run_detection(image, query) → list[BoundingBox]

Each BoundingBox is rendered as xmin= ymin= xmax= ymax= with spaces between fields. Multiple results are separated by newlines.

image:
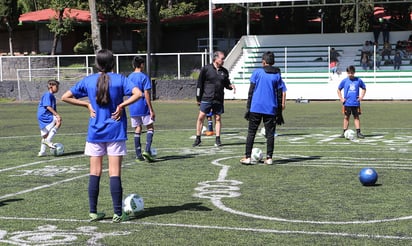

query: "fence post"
xmin=177 ymin=53 xmax=181 ymax=80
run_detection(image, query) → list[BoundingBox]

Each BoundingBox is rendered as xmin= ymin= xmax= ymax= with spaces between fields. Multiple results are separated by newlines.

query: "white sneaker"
xmin=42 ymin=139 xmax=56 ymax=149
xmin=37 ymin=152 xmax=47 ymax=157
xmin=264 ymin=158 xmax=273 ymax=165
xmin=240 ymin=157 xmax=252 ymax=165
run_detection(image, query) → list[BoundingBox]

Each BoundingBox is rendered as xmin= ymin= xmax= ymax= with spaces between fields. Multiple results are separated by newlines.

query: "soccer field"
xmin=1 ymin=100 xmax=412 ymax=245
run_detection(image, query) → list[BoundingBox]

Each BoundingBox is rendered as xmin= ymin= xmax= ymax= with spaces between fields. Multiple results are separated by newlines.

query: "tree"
xmin=88 ymin=0 xmax=101 ymax=52
xmin=0 ymin=0 xmax=19 ymax=55
xmin=47 ymin=0 xmax=75 ymax=55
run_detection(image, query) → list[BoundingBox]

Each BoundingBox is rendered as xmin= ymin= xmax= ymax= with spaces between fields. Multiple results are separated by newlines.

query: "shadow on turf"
xmin=274 ymin=155 xmax=322 ymax=165
xmin=154 ymin=154 xmax=198 ymax=162
xmin=133 ymin=202 xmax=212 ymax=219
xmin=0 ymin=198 xmax=24 ymax=207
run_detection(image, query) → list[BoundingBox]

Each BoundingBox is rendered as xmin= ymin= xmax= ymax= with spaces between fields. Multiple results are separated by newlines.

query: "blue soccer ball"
xmin=358 ymin=168 xmax=378 ymax=186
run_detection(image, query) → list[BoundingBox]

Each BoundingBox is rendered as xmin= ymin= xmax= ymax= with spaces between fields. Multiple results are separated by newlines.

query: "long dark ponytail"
xmin=95 ymin=49 xmax=114 ymax=106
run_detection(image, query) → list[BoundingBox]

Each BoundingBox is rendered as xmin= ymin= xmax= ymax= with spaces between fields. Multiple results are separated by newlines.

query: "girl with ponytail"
xmin=62 ymin=49 xmax=142 ymax=223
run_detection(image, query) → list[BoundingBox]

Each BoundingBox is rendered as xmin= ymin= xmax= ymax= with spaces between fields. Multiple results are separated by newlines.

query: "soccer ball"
xmin=260 ymin=128 xmax=266 ymax=138
xmin=151 ymin=148 xmax=157 ymax=157
xmin=251 ymin=148 xmax=263 ymax=162
xmin=123 ymin=194 xmax=144 ymax=215
xmin=50 ymin=143 xmax=64 ymax=156
xmin=201 ymin=126 xmax=207 ymax=135
xmin=358 ymin=168 xmax=378 ymax=186
xmin=344 ymin=129 xmax=355 ymax=140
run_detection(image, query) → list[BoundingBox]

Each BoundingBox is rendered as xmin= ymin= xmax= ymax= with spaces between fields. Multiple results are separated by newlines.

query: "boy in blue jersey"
xmin=128 ymin=56 xmax=156 ymax=162
xmin=337 ymin=65 xmax=366 ymax=139
xmin=240 ymin=51 xmax=285 ymax=165
xmin=62 ymin=49 xmax=142 ymax=223
xmin=37 ymin=79 xmax=62 ymax=156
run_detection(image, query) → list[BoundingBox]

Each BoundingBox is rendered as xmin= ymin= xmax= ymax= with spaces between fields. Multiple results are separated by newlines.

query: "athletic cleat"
xmin=339 ymin=133 xmax=345 ymax=138
xmin=240 ymin=157 xmax=252 ymax=165
xmin=192 ymin=139 xmax=201 ymax=147
xmin=357 ymin=132 xmax=365 ymax=139
xmin=142 ymin=151 xmax=155 ymax=162
xmin=42 ymin=139 xmax=56 ymax=149
xmin=205 ymin=131 xmax=215 ymax=136
xmin=89 ymin=212 xmax=105 ymax=222
xmin=214 ymin=139 xmax=222 ymax=147
xmin=264 ymin=158 xmax=273 ymax=165
xmin=135 ymin=156 xmax=145 ymax=163
xmin=112 ymin=212 xmax=129 ymax=223
xmin=37 ymin=152 xmax=47 ymax=157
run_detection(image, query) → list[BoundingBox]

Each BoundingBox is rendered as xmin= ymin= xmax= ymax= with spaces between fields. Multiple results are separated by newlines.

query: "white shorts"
xmin=84 ymin=141 xmax=127 ymax=157
xmin=131 ymin=115 xmax=154 ymax=128
xmin=40 ymin=116 xmax=57 ymax=137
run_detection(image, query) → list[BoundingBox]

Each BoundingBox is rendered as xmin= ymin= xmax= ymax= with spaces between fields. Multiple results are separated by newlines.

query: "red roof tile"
xmin=19 ymin=8 xmax=94 ymax=23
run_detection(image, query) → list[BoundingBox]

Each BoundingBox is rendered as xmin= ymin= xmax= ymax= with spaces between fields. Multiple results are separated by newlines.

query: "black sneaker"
xmin=192 ymin=139 xmax=201 ymax=147
xmin=214 ymin=139 xmax=222 ymax=147
xmin=357 ymin=132 xmax=365 ymax=139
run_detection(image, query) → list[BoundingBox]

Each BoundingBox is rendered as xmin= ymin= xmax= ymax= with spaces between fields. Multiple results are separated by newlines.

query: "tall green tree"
xmin=88 ymin=0 xmax=101 ymax=52
xmin=48 ymin=0 xmax=76 ymax=55
xmin=0 ymin=0 xmax=19 ymax=55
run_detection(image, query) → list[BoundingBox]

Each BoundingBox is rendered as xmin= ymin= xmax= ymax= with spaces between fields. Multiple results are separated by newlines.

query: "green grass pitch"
xmin=1 ymin=100 xmax=412 ymax=245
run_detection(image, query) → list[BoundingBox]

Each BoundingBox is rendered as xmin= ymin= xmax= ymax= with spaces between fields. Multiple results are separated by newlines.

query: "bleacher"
xmin=224 ymin=31 xmax=412 ymax=100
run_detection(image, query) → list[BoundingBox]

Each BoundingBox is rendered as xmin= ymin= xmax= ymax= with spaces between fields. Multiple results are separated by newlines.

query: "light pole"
xmin=318 ymin=9 xmax=324 ymax=34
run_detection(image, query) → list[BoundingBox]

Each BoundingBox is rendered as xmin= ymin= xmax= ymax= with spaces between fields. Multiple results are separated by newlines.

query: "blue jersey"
xmin=128 ymin=72 xmax=151 ymax=116
xmin=37 ymin=91 xmax=56 ymax=129
xmin=249 ymin=68 xmax=283 ymax=115
xmin=70 ymin=72 xmax=135 ymax=143
xmin=338 ymin=77 xmax=366 ymax=107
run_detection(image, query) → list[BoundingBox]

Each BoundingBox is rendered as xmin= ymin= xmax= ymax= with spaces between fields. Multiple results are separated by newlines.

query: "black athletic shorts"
xmin=343 ymin=106 xmax=361 ymax=117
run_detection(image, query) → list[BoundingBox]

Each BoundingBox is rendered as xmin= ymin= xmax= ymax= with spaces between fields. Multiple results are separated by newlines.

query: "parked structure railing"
xmin=0 ymin=51 xmax=209 ymax=82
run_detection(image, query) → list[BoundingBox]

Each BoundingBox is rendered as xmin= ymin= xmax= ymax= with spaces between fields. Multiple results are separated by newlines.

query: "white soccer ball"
xmin=123 ymin=194 xmax=144 ymax=215
xmin=344 ymin=129 xmax=355 ymax=140
xmin=50 ymin=143 xmax=64 ymax=156
xmin=251 ymin=147 xmax=263 ymax=162
xmin=151 ymin=148 xmax=157 ymax=157
xmin=201 ymin=126 xmax=207 ymax=135
xmin=260 ymin=127 xmax=266 ymax=138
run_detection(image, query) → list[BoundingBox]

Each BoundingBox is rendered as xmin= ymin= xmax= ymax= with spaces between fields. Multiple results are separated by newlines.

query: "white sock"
xmin=40 ymin=139 xmax=47 ymax=153
xmin=46 ymin=127 xmax=58 ymax=142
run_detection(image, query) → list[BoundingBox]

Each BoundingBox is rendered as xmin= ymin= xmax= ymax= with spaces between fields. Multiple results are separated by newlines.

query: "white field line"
xmin=207 ymin=156 xmax=412 ymax=225
xmin=0 ymin=216 xmax=411 ymax=241
xmin=0 ymin=155 xmax=84 ymax=173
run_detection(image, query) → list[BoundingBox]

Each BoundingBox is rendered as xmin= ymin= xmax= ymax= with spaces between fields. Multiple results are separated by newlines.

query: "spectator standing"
xmin=393 ymin=52 xmax=402 ymax=70
xmin=330 ymin=48 xmax=340 ymax=62
xmin=193 ymin=51 xmax=235 ymax=147
xmin=61 ymin=49 xmax=142 ymax=223
xmin=381 ymin=19 xmax=390 ymax=43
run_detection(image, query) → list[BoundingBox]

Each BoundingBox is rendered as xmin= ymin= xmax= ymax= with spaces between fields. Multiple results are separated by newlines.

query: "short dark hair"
xmin=262 ymin=51 xmax=275 ymax=65
xmin=346 ymin=65 xmax=356 ymax=73
xmin=132 ymin=56 xmax=145 ymax=69
xmin=48 ymin=79 xmax=59 ymax=86
xmin=213 ymin=51 xmax=224 ymax=61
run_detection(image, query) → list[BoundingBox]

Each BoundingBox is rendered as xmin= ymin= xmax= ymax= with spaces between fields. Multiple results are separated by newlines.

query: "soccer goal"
xmin=16 ymin=67 xmax=93 ymax=101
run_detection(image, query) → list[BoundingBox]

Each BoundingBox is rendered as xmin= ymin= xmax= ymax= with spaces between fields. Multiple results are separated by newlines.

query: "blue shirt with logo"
xmin=338 ymin=77 xmax=366 ymax=107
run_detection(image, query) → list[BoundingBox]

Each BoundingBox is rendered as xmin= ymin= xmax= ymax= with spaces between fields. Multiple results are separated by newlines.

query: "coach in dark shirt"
xmin=193 ymin=51 xmax=235 ymax=147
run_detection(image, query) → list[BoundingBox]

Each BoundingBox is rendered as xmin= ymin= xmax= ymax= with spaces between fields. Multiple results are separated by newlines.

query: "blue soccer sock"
xmin=88 ymin=175 xmax=101 ymax=213
xmin=134 ymin=133 xmax=142 ymax=157
xmin=145 ymin=130 xmax=154 ymax=153
xmin=207 ymin=119 xmax=213 ymax=132
xmin=110 ymin=176 xmax=123 ymax=216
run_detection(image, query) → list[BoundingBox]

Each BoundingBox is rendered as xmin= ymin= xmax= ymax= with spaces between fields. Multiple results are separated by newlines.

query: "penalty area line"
xmin=0 ymin=216 xmax=411 ymax=241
